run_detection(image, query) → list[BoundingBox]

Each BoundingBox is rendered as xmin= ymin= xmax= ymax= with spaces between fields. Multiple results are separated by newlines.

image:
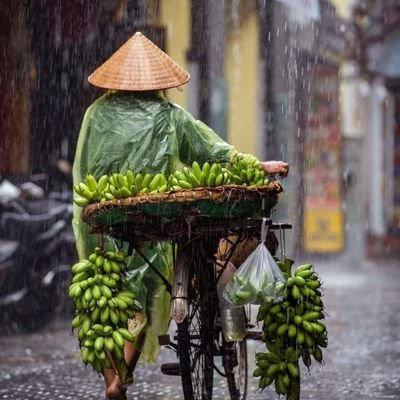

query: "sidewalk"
xmin=0 ymin=258 xmax=399 ymax=399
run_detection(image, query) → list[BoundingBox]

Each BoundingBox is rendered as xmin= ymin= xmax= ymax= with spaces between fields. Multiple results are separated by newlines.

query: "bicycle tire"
xmin=177 ymin=243 xmax=217 ymax=400
xmin=223 ymin=338 xmax=248 ymax=400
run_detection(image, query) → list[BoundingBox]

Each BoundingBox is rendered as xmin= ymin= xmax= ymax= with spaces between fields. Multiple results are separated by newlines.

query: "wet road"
xmin=0 ymin=257 xmax=399 ymax=399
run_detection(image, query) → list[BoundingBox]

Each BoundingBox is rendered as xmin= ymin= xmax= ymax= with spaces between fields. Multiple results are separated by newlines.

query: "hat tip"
xmin=134 ymin=31 xmax=143 ymax=36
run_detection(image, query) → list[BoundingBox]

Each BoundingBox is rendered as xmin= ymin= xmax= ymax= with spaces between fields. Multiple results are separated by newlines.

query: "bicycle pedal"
xmin=158 ymin=334 xmax=171 ymax=346
xmin=161 ymin=362 xmax=181 ymax=376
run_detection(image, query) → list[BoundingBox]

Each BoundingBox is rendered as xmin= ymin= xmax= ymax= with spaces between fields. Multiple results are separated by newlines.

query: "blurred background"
xmin=0 ymin=0 xmax=400 ymax=258
xmin=0 ymin=0 xmax=400 ymax=398
xmin=1 ymin=0 xmax=399 ymax=260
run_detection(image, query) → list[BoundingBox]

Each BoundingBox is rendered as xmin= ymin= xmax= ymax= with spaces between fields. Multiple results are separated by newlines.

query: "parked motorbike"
xmin=0 ymin=178 xmax=77 ymax=333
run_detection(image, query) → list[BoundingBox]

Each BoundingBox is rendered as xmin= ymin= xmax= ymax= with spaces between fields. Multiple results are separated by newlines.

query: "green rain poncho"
xmin=72 ymin=90 xmax=257 ymax=362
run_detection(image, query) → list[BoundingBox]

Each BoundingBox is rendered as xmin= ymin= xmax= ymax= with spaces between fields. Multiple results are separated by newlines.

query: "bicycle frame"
xmin=126 ymin=216 xmax=292 ymax=400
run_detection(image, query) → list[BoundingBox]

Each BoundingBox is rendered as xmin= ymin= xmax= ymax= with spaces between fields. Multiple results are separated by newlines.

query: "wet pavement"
xmin=0 ymin=257 xmax=399 ymax=399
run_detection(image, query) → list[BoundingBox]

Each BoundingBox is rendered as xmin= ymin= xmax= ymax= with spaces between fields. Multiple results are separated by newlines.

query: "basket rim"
xmin=80 ymin=182 xmax=283 ymax=224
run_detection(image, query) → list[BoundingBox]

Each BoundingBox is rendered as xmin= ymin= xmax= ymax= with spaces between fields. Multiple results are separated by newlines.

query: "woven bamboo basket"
xmin=81 ymin=182 xmax=283 ymax=232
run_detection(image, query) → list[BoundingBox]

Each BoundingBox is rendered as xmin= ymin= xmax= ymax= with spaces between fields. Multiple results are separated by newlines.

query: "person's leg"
xmin=124 ymin=329 xmax=147 ymax=373
xmin=217 ymin=235 xmax=259 ymax=267
xmin=104 ymin=353 xmax=130 ymax=400
xmin=104 ymin=330 xmax=147 ymax=399
xmin=104 ymin=367 xmax=126 ymax=400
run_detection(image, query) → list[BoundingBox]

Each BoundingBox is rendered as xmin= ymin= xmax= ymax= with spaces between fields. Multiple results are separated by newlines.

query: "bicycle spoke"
xmin=177 ymin=241 xmax=216 ymax=400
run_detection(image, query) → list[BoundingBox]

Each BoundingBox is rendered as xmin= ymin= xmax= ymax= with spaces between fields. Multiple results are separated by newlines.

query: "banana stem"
xmin=287 ymin=364 xmax=300 ymax=400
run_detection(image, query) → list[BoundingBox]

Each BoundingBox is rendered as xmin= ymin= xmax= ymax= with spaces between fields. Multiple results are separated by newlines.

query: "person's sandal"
xmin=105 ymin=395 xmax=127 ymax=400
xmin=105 ymin=383 xmax=128 ymax=400
xmin=105 ymin=390 xmax=127 ymax=400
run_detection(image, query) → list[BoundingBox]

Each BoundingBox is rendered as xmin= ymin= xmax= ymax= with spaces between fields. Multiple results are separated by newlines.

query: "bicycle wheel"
xmin=222 ymin=338 xmax=248 ymax=400
xmin=177 ymin=243 xmax=217 ymax=400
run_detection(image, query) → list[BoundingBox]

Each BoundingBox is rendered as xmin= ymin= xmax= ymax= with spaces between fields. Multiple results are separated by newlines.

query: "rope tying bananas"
xmin=255 ymin=259 xmax=327 ymax=398
xmin=69 ymin=247 xmax=140 ymax=375
xmin=73 ymin=159 xmax=271 ymax=207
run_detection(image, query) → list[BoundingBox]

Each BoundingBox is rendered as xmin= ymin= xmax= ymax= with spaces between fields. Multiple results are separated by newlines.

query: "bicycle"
xmin=81 ymin=186 xmax=290 ymax=399
xmin=164 ymin=218 xmax=291 ymax=400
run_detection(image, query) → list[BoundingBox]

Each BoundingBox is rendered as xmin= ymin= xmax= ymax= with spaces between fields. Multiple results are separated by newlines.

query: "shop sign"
xmin=303 ymin=65 xmax=345 ymax=253
xmin=304 ymin=203 xmax=344 ymax=253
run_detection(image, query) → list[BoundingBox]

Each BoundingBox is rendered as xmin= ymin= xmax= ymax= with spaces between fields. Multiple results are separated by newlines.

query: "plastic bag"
xmin=223 ymin=218 xmax=286 ymax=305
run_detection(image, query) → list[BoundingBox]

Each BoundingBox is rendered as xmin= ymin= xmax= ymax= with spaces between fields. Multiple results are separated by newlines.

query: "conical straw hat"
xmin=88 ymin=32 xmax=190 ymax=91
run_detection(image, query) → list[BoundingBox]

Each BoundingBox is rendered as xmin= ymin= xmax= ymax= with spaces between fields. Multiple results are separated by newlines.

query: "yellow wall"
xmin=160 ymin=1 xmax=259 ymax=154
xmin=225 ymin=12 xmax=259 ymax=155
xmin=160 ymin=0 xmax=190 ymax=107
xmin=330 ymin=0 xmax=351 ymax=19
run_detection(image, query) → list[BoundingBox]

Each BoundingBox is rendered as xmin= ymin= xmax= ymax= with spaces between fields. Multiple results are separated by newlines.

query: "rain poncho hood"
xmin=72 ymin=90 xmax=255 ymax=362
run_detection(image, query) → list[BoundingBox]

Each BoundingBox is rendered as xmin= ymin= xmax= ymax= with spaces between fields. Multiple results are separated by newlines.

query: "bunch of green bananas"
xmin=73 ymin=174 xmax=110 ymax=207
xmin=107 ymin=171 xmax=168 ymax=198
xmin=73 ymin=170 xmax=170 ymax=206
xmin=169 ymin=161 xmax=231 ymax=190
xmin=229 ymin=159 xmax=270 ymax=186
xmin=255 ymin=260 xmax=327 ymax=397
xmin=68 ymin=247 xmax=139 ymax=373
xmin=254 ymin=345 xmax=300 ymax=394
xmin=73 ymin=158 xmax=274 ymax=207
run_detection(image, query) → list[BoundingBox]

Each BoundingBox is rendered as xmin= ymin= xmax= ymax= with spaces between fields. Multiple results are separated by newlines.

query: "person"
xmin=72 ymin=31 xmax=288 ymax=400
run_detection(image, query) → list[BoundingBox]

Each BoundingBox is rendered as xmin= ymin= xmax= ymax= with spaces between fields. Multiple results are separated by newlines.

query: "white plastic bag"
xmin=223 ymin=218 xmax=286 ymax=306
